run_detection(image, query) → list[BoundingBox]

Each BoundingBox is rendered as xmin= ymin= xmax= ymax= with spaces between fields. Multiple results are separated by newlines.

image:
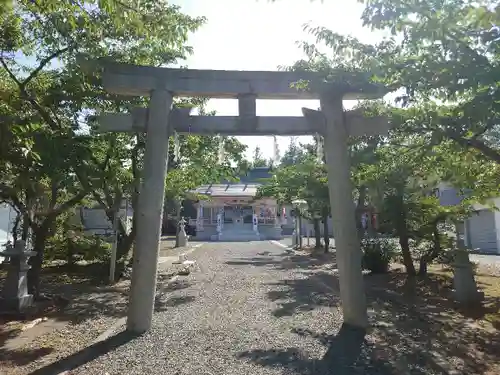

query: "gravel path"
xmin=65 ymin=241 xmax=346 ymax=375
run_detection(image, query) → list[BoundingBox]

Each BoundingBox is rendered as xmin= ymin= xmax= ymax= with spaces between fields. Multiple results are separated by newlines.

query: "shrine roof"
xmin=191 ymin=183 xmax=260 ymax=197
xmin=191 ymin=167 xmax=272 ymax=197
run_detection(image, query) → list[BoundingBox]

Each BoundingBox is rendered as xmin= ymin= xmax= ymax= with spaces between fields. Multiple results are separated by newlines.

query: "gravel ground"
xmin=65 ymin=242 xmax=347 ymax=375
xmin=470 ymin=254 xmax=500 ymax=276
xmin=0 ymin=241 xmax=203 ymax=375
xmin=23 ymin=241 xmax=500 ymax=375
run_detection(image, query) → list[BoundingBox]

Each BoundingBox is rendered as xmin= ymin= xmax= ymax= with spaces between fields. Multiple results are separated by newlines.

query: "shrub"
xmin=45 ymin=232 xmax=112 ymax=264
xmin=361 ymin=238 xmax=396 ymax=274
xmin=74 ymin=234 xmax=112 ymax=262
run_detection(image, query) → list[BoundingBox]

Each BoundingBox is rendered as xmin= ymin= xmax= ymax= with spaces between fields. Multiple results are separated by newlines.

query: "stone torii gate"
xmin=86 ymin=61 xmax=388 ymax=333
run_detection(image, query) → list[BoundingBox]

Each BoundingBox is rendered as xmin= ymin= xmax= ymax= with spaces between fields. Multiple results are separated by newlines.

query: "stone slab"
xmin=2 ymin=318 xmax=67 ymax=351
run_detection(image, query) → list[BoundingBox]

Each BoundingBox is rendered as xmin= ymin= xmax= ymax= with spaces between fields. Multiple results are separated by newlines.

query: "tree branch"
xmin=22 ymin=46 xmax=72 ymax=88
xmin=46 ymin=190 xmax=88 ymax=218
xmin=0 ymin=57 xmax=60 ymax=131
xmin=446 ymin=132 xmax=500 ymax=164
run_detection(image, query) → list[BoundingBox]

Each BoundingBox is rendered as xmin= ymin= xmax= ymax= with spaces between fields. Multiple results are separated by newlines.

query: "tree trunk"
xmin=391 ymin=192 xmax=416 ymax=276
xmin=114 ymin=214 xmax=137 ymax=279
xmin=21 ymin=212 xmax=30 ymax=241
xmin=313 ymin=218 xmax=321 ymax=248
xmin=12 ymin=212 xmax=20 ymax=243
xmin=66 ymin=238 xmax=75 ymax=268
xmin=99 ymin=197 xmax=135 ymax=265
xmin=28 ymin=220 xmax=52 ymax=298
xmin=398 ymin=232 xmax=416 ymax=276
xmin=418 ymin=256 xmax=428 ymax=276
xmin=418 ymin=221 xmax=442 ymax=275
xmin=117 ymin=228 xmax=136 ymax=260
xmin=323 ymin=217 xmax=330 ymax=253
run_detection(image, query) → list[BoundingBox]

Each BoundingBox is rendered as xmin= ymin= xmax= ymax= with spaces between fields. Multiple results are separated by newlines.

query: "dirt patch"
xmin=0 ymin=251 xmax=196 ymax=375
xmin=283 ymin=251 xmax=500 ymax=374
xmin=365 ymin=267 xmax=500 ymax=374
xmin=0 ymin=263 xmax=130 ymax=375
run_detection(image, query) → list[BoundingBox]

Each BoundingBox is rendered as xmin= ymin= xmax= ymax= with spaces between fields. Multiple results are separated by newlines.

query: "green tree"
xmin=284 ymin=13 xmax=500 ymax=274
xmin=280 ymin=137 xmax=308 ymax=166
xmin=251 ymin=146 xmax=268 ymax=167
xmin=359 ymin=0 xmax=500 ymax=163
xmin=258 ymin=148 xmax=331 ymax=251
xmin=0 ymin=0 xmax=205 ymax=295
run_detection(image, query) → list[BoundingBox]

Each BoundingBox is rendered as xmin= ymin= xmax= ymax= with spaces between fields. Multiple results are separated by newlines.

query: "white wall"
xmin=281 ymin=204 xmax=334 ymax=236
xmin=0 ymin=203 xmax=15 ymax=246
xmin=470 ymin=197 xmax=500 ymax=254
xmin=0 ymin=203 xmax=16 ymax=261
xmin=81 ymin=206 xmax=133 ymax=236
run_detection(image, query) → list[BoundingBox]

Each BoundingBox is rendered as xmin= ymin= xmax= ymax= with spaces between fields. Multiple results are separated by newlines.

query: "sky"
xmin=170 ymin=0 xmax=388 ymax=160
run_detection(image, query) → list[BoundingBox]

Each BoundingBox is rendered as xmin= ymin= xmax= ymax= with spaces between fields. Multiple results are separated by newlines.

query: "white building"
xmin=438 ymin=183 xmax=500 ymax=254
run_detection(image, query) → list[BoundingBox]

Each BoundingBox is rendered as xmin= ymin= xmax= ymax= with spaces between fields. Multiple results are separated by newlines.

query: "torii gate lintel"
xmin=98 ymin=107 xmax=389 ymax=137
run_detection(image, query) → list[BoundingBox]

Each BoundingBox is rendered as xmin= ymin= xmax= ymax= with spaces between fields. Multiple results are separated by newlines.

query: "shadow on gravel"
xmin=266 ymin=274 xmax=341 ymax=317
xmin=27 ymin=330 xmax=139 ymax=375
xmin=261 ymin=268 xmax=500 ymax=374
xmin=225 ymin=257 xmax=282 ymax=267
xmin=155 ymin=279 xmax=196 ymax=311
xmin=0 ymin=346 xmax=54 ymax=368
xmin=238 ymin=323 xmax=395 ymax=375
xmin=155 ymin=295 xmax=196 ymax=312
xmin=158 ymin=279 xmax=192 ymax=293
xmin=225 ymin=250 xmax=337 ymax=272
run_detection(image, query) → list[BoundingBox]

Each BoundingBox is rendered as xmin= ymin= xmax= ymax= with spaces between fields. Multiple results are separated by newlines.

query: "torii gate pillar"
xmin=127 ymin=89 xmax=173 ymax=333
xmin=320 ymin=94 xmax=368 ymax=328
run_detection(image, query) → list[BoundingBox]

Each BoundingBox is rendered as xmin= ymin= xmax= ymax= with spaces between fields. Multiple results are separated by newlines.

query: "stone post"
xmin=197 ymin=202 xmax=204 ymax=232
xmin=298 ymin=215 xmax=303 ymax=249
xmin=178 ymin=217 xmax=188 ymax=247
xmin=252 ymin=213 xmax=259 ymax=234
xmin=0 ymin=240 xmax=37 ymax=312
xmin=320 ymin=94 xmax=368 ymax=328
xmin=127 ymin=89 xmax=173 ymax=333
xmin=281 ymin=206 xmax=287 ymax=226
xmin=216 ymin=212 xmax=222 ymax=235
xmin=274 ymin=207 xmax=281 ymax=228
xmin=292 ymin=216 xmax=298 ymax=248
xmin=221 ymin=207 xmax=226 ymax=230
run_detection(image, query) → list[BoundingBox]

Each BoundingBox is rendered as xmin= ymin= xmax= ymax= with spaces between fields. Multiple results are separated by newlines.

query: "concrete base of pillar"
xmin=178 ymin=230 xmax=188 ymax=247
xmin=0 ymin=294 xmax=34 ymax=312
xmin=453 ymin=250 xmax=484 ymax=304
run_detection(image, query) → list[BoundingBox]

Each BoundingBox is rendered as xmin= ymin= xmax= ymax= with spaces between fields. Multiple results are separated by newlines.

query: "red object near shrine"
xmin=371 ymin=213 xmax=378 ymax=230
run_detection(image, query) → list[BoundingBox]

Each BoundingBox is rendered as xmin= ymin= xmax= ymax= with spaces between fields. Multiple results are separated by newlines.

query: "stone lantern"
xmin=0 ymin=240 xmax=37 ymax=312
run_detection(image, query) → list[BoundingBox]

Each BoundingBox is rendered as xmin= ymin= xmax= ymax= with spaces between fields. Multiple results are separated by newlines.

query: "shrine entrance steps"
xmin=211 ymin=223 xmax=261 ymax=242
